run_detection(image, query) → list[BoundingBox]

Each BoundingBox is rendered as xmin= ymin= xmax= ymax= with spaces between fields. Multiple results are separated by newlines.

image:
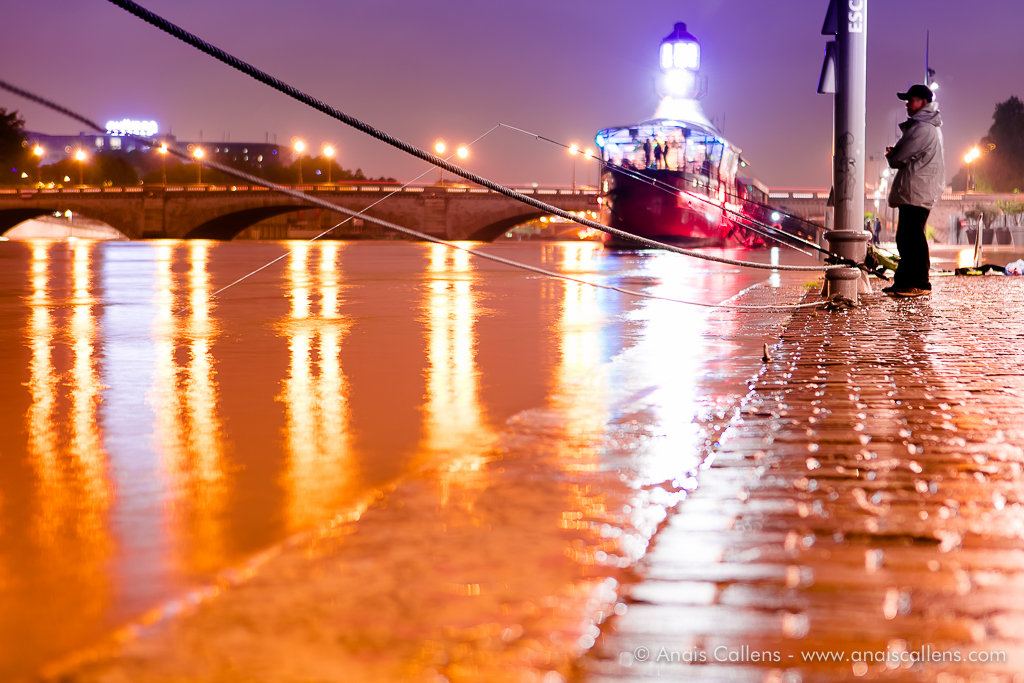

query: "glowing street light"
xmin=457 ymin=146 xmax=468 ymax=159
xmin=193 ymin=147 xmax=205 ymax=184
xmin=74 ymin=149 xmax=87 ymax=185
xmin=964 ymin=146 xmax=981 ymax=193
xmin=322 ymin=145 xmax=335 ymax=183
xmin=294 ymin=140 xmax=306 ymax=183
xmin=32 ymin=145 xmax=44 ymax=184
xmin=568 ymin=143 xmax=580 ymax=191
xmin=434 ymin=141 xmax=446 ymax=184
xmin=157 ymin=143 xmax=168 ymax=184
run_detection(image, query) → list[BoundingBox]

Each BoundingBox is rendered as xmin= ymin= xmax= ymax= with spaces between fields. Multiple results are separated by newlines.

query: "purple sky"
xmin=2 ymin=0 xmax=1020 ymax=188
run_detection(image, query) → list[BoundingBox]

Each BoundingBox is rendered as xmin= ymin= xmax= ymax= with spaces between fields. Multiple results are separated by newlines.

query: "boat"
xmin=595 ymin=23 xmax=763 ymax=248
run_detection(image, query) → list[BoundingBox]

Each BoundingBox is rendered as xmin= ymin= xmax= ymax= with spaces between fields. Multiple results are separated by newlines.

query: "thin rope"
xmin=0 ymin=80 xmax=828 ymax=310
xmin=101 ymin=0 xmax=829 ymax=273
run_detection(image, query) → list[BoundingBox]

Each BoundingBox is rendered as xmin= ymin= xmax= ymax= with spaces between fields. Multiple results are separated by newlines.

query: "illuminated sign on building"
xmin=105 ymin=119 xmax=159 ymax=137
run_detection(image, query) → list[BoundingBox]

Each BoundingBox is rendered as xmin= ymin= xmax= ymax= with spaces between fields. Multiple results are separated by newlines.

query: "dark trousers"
xmin=893 ymin=204 xmax=931 ymax=290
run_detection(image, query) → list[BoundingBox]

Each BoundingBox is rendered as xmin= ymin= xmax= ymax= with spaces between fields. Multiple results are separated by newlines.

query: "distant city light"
xmin=32 ymin=145 xmax=44 ymax=157
xmin=193 ymin=147 xmax=205 ymax=159
xmin=323 ymin=145 xmax=335 ymax=158
xmin=569 ymin=144 xmax=579 ymax=156
xmin=74 ymin=150 xmax=86 ymax=161
xmin=294 ymin=140 xmax=306 ymax=153
xmin=158 ymin=144 xmax=168 ymax=155
xmin=105 ymin=119 xmax=158 ymax=137
xmin=457 ymin=146 xmax=468 ymax=159
xmin=434 ymin=141 xmax=446 ymax=154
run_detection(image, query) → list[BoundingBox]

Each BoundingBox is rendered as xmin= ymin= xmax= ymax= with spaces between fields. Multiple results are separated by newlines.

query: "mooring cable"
xmin=0 ymin=79 xmax=830 ymax=310
xmin=101 ymin=0 xmax=831 ymax=274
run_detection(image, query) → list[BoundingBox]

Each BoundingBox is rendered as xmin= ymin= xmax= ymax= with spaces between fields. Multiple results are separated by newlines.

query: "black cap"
xmin=897 ymin=84 xmax=933 ymax=102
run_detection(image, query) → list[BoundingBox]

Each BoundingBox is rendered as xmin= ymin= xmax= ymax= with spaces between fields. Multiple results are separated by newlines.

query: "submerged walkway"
xmin=587 ymin=276 xmax=1024 ymax=681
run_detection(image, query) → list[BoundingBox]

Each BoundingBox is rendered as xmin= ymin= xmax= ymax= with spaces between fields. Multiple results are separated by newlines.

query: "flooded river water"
xmin=0 ymin=239 xmax=816 ymax=680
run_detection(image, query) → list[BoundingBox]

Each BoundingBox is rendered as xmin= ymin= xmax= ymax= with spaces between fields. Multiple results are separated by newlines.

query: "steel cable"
xmin=102 ymin=0 xmax=829 ymax=273
xmin=0 ymin=79 xmax=829 ymax=310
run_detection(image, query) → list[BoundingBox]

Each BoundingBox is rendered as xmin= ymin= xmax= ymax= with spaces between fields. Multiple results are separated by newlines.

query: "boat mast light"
xmin=659 ymin=22 xmax=701 ymax=100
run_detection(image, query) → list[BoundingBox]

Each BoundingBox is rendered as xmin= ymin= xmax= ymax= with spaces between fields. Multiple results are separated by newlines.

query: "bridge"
xmin=766 ymin=188 xmax=1019 ymax=244
xmin=0 ymin=183 xmax=599 ymax=241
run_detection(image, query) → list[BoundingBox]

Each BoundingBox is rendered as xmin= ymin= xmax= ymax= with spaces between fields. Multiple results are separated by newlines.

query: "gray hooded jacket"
xmin=886 ymin=102 xmax=945 ymax=209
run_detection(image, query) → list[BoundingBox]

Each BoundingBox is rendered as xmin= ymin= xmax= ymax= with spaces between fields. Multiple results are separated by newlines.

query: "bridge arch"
xmin=0 ymin=206 xmax=132 ymax=239
xmin=466 ymin=211 xmax=549 ymax=241
xmin=185 ymin=205 xmax=317 ymax=240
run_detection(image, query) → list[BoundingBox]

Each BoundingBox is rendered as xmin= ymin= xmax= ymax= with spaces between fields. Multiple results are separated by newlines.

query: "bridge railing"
xmin=1 ymin=183 xmax=600 ymax=196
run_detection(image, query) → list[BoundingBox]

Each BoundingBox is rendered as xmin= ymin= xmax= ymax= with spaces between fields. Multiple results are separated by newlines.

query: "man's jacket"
xmin=886 ymin=103 xmax=945 ymax=209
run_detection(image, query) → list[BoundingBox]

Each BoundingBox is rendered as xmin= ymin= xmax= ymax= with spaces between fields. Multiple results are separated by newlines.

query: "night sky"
xmin=2 ymin=0 xmax=1020 ymax=188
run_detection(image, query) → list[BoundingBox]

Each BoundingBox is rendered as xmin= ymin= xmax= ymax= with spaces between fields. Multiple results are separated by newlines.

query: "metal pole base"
xmin=824 ymin=267 xmax=861 ymax=303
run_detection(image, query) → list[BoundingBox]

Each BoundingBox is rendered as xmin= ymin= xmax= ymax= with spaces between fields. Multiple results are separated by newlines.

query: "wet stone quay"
xmin=587 ymin=276 xmax=1024 ymax=682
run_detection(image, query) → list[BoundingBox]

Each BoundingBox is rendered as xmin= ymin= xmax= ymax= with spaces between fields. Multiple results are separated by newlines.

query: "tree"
xmin=0 ymin=108 xmax=36 ymax=186
xmin=40 ymin=154 xmax=139 ymax=186
xmin=959 ymin=96 xmax=1024 ymax=193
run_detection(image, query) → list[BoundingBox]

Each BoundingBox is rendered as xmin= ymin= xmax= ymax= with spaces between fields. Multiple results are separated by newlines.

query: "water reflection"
xmin=27 ymin=243 xmax=59 ymax=537
xmin=152 ymin=243 xmax=228 ymax=573
xmin=281 ymin=241 xmax=351 ymax=531
xmin=23 ymin=240 xmax=111 ymax=663
xmin=423 ymin=243 xmax=492 ymax=498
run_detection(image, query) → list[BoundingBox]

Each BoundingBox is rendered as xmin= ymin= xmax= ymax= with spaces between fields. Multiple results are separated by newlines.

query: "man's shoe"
xmin=891 ymin=287 xmax=930 ymax=297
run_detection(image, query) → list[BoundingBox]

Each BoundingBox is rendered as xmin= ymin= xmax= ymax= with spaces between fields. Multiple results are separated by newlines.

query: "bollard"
xmin=824 ymin=229 xmax=871 ymax=298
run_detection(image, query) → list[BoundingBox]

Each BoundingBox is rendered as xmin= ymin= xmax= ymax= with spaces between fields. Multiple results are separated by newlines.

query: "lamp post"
xmin=323 ymin=145 xmax=335 ymax=183
xmin=434 ymin=141 xmax=446 ymax=184
xmin=33 ymin=145 xmax=44 ymax=184
xmin=569 ymin=143 xmax=579 ymax=191
xmin=294 ymin=140 xmax=306 ymax=183
xmin=193 ymin=147 xmax=205 ymax=184
xmin=584 ymin=148 xmax=594 ymax=189
xmin=158 ymin=143 xmax=168 ymax=184
xmin=74 ymin=149 xmax=86 ymax=186
xmin=964 ymin=146 xmax=980 ymax=194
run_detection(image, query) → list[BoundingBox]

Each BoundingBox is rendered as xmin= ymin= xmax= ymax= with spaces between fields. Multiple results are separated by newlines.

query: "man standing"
xmin=884 ymin=84 xmax=945 ymax=297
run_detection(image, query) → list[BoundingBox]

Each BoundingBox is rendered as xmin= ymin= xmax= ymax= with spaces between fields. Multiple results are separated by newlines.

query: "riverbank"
xmin=586 ymin=276 xmax=1024 ymax=681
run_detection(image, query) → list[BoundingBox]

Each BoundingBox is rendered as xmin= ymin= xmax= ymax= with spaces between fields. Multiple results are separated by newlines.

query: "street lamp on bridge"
xmin=434 ymin=140 xmax=446 ymax=184
xmin=294 ymin=140 xmax=306 ymax=183
xmin=322 ymin=144 xmax=335 ymax=183
xmin=568 ymin=143 xmax=579 ymax=191
xmin=158 ymin=143 xmax=168 ymax=184
xmin=193 ymin=147 xmax=205 ymax=184
xmin=33 ymin=145 xmax=44 ymax=184
xmin=74 ymin=149 xmax=87 ymax=186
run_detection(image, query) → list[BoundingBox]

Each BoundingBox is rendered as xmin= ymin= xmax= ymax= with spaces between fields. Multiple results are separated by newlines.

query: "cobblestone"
xmin=586 ymin=277 xmax=1024 ymax=682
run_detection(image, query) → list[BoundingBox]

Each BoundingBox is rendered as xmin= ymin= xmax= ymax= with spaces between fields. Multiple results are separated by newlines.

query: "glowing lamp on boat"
xmin=659 ymin=23 xmax=701 ymax=99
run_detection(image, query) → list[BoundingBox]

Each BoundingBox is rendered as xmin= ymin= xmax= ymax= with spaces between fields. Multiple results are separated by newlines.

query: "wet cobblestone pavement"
xmin=587 ymin=277 xmax=1024 ymax=682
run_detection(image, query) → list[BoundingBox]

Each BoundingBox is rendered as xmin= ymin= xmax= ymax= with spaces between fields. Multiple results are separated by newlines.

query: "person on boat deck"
xmin=643 ymin=138 xmax=652 ymax=168
xmin=653 ymin=141 xmax=663 ymax=169
xmin=661 ymin=141 xmax=671 ymax=169
xmin=883 ymin=83 xmax=945 ymax=298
